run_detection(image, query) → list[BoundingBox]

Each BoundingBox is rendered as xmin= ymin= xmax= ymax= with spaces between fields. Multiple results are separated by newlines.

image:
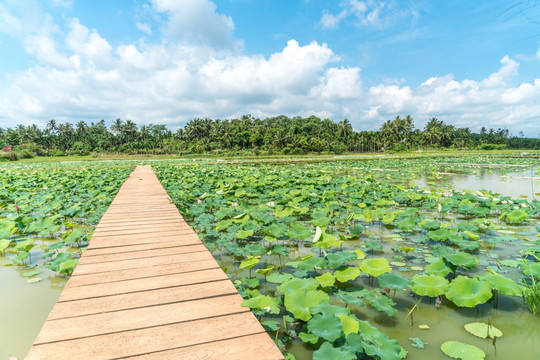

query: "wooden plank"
xmin=48 ymin=279 xmax=237 ymax=319
xmin=26 ymin=313 xmax=277 ymax=360
xmin=68 ymin=258 xmax=220 ymax=287
xmin=35 ymin=294 xmax=250 ymax=344
xmin=78 ymin=243 xmax=207 ymax=264
xmin=121 ymin=333 xmax=285 ymax=360
xmin=26 ymin=165 xmax=283 ymax=360
xmin=61 ymin=268 xmax=229 ymax=301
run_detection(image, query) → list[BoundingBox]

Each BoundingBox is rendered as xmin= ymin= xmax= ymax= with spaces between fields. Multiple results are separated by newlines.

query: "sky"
xmin=0 ymin=0 xmax=539 ymax=136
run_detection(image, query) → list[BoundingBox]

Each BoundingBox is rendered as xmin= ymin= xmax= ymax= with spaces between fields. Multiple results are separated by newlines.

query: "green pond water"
xmin=1 ymin=165 xmax=539 ymax=359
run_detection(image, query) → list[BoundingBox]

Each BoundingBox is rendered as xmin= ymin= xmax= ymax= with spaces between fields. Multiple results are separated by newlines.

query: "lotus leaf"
xmin=446 ymin=276 xmax=493 ymax=307
xmin=445 ymin=252 xmax=478 ymax=269
xmin=411 ymin=274 xmax=449 ymax=297
xmin=422 ymin=220 xmax=441 ymax=231
xmin=335 ymin=266 xmax=361 ymax=282
xmin=425 ymin=258 xmax=452 ymax=277
xmin=215 ymin=219 xmax=232 ymax=231
xmin=397 ymin=217 xmax=417 ymax=231
xmin=315 ymin=272 xmax=336 ymax=287
xmin=308 ymin=313 xmax=343 ymax=342
xmin=242 ymin=294 xmax=280 ymax=314
xmin=284 ymin=288 xmax=329 ymax=321
xmin=313 ymin=342 xmax=355 ymax=360
xmin=364 ymin=292 xmax=397 ymax=316
xmin=326 ymin=251 xmax=357 ymax=269
xmin=428 ymin=228 xmax=449 ymax=241
xmin=382 ymin=213 xmax=395 ymax=225
xmin=277 ymin=277 xmax=319 ymax=295
xmin=0 ymin=239 xmax=12 ymax=253
xmin=522 ymin=262 xmax=540 ymax=278
xmin=298 ymin=331 xmax=319 ymax=344
xmin=239 ymin=256 xmax=260 ymax=269
xmin=505 ymin=209 xmax=528 ymax=223
xmin=312 ymin=226 xmax=322 ymax=243
xmin=264 ymin=223 xmax=286 ymax=238
xmin=298 ymin=257 xmax=327 ymax=271
xmin=464 ymin=322 xmax=502 ymax=339
xmin=235 ymin=229 xmax=254 ymax=239
xmin=315 ymin=232 xmax=343 ymax=249
xmin=288 ymin=224 xmax=311 ymax=241
xmin=463 ymin=230 xmax=480 ymax=240
xmin=440 ymin=341 xmax=485 ymax=360
xmin=482 ymin=273 xmax=522 ymax=296
xmin=58 ymin=259 xmax=78 ymax=275
xmin=310 ymin=301 xmax=351 ymax=316
xmin=336 ymin=313 xmax=359 ymax=336
xmin=377 ymin=273 xmax=412 ymax=290
xmin=360 ymin=258 xmax=391 ymax=277
xmin=266 ymin=272 xmax=293 ymax=284
xmin=255 ymin=265 xmax=275 ymax=276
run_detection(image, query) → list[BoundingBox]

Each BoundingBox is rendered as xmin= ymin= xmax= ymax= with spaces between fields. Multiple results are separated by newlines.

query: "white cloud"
xmin=0 ymin=0 xmax=539 ymax=137
xmin=136 ymin=22 xmax=152 ymax=35
xmin=365 ymin=57 xmax=540 ymax=133
xmin=150 ymin=0 xmax=239 ymax=49
xmin=320 ymin=0 xmax=418 ymax=30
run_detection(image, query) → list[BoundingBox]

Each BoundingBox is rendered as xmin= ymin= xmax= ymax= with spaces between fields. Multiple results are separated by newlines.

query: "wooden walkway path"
xmin=26 ymin=165 xmax=283 ymax=360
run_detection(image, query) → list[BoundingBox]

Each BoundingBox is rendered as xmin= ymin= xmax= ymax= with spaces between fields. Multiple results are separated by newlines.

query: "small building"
xmin=2 ymin=145 xmax=13 ymax=152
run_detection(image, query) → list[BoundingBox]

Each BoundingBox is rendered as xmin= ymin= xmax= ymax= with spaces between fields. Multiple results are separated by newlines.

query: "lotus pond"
xmin=154 ymin=154 xmax=539 ymax=360
xmin=1 ymin=154 xmax=539 ymax=359
xmin=0 ymin=161 xmax=134 ymax=358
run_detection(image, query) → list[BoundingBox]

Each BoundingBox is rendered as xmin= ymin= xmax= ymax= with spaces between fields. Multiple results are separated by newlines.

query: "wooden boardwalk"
xmin=26 ymin=165 xmax=284 ymax=360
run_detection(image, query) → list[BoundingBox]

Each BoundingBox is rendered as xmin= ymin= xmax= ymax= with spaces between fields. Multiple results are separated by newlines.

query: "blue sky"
xmin=0 ymin=0 xmax=539 ymax=136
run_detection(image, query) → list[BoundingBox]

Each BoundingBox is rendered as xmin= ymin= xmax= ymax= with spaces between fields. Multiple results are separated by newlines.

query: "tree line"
xmin=0 ymin=115 xmax=537 ymax=159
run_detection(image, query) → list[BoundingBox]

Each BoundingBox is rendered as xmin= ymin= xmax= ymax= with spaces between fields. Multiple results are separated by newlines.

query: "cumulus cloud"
xmin=0 ymin=0 xmax=539 ymax=136
xmin=150 ymin=0 xmax=239 ymax=49
xmin=364 ymin=56 xmax=540 ymax=133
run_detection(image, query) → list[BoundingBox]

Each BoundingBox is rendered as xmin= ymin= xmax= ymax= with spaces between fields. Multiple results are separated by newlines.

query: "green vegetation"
xmin=153 ymin=154 xmax=539 ymax=359
xmin=1 ymin=115 xmax=538 ymax=161
xmin=0 ymin=161 xmax=134 ymax=277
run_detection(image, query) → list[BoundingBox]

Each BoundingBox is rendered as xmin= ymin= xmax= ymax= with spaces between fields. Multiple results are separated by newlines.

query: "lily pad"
xmin=464 ymin=322 xmax=503 ymax=339
xmin=440 ymin=341 xmax=485 ymax=360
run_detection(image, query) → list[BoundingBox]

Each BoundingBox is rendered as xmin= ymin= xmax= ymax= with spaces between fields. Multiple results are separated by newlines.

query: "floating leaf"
xmin=298 ymin=331 xmax=319 ymax=344
xmin=418 ymin=324 xmax=430 ymax=330
xmin=428 ymin=228 xmax=449 ymax=241
xmin=26 ymin=277 xmax=42 ymax=284
xmin=446 ymin=276 xmax=493 ymax=307
xmin=409 ymin=337 xmax=427 ymax=348
xmin=464 ymin=322 xmax=502 ymax=339
xmin=440 ymin=341 xmax=485 ymax=360
xmin=445 ymin=252 xmax=478 ymax=270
